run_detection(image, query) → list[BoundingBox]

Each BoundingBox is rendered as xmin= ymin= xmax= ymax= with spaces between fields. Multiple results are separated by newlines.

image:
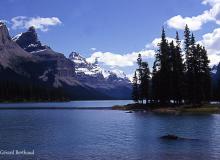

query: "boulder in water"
xmin=160 ymin=134 xmax=179 ymax=140
xmin=160 ymin=134 xmax=198 ymax=141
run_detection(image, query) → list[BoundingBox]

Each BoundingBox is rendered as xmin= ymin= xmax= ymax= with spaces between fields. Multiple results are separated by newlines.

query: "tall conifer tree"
xmin=132 ymin=71 xmax=139 ymax=103
xmin=140 ymin=62 xmax=150 ymax=104
xmin=158 ymin=27 xmax=170 ymax=104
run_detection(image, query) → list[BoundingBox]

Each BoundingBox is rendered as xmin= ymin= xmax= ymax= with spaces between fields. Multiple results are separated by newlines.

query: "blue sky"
xmin=1 ymin=0 xmax=220 ymax=77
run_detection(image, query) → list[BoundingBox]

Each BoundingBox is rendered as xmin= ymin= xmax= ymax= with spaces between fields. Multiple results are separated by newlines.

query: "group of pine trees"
xmin=132 ymin=25 xmax=211 ymax=105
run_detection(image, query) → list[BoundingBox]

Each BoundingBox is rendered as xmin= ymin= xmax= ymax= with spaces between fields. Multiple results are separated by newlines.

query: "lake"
xmin=0 ymin=100 xmax=133 ymax=109
xmin=0 ymin=100 xmax=219 ymax=160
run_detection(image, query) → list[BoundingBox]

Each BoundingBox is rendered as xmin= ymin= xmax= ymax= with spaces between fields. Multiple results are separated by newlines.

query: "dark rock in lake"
xmin=160 ymin=134 xmax=198 ymax=141
xmin=160 ymin=134 xmax=179 ymax=140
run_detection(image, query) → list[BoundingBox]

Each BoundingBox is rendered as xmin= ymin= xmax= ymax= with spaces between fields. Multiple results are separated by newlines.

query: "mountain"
xmin=12 ymin=26 xmax=76 ymax=87
xmin=211 ymin=63 xmax=220 ymax=100
xmin=11 ymin=25 xmax=131 ymax=100
xmin=0 ymin=22 xmax=73 ymax=101
xmin=69 ymin=52 xmax=130 ymax=82
xmin=0 ymin=22 xmax=34 ymax=70
xmin=69 ymin=52 xmax=132 ymax=99
xmin=211 ymin=64 xmax=219 ymax=82
xmin=0 ymin=23 xmax=107 ymax=100
xmin=12 ymin=26 xmax=48 ymax=53
xmin=211 ymin=64 xmax=218 ymax=74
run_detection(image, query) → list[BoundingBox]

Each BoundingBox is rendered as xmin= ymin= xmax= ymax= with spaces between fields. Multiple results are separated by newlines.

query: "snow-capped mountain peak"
xmin=12 ymin=26 xmax=48 ymax=53
xmin=69 ymin=52 xmax=88 ymax=65
xmin=69 ymin=52 xmax=130 ymax=82
xmin=69 ymin=52 xmax=102 ymax=76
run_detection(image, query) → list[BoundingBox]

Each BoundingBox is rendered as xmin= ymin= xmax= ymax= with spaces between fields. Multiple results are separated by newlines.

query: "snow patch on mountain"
xmin=211 ymin=65 xmax=218 ymax=74
xmin=12 ymin=33 xmax=22 ymax=41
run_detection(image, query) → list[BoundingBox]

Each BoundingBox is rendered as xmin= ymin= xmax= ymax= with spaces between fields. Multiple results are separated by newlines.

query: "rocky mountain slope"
xmin=0 ymin=22 xmax=33 ymax=71
xmin=12 ymin=26 xmax=76 ymax=87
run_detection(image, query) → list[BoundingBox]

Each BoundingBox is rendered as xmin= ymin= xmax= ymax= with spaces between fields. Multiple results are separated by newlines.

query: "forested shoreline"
xmin=0 ymin=67 xmax=69 ymax=102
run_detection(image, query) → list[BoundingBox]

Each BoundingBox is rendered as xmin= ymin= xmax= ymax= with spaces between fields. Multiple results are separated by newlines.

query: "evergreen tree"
xmin=151 ymin=27 xmax=172 ymax=104
xmin=174 ymin=32 xmax=185 ymax=104
xmin=184 ymin=24 xmax=191 ymax=68
xmin=168 ymin=41 xmax=176 ymax=102
xmin=132 ymin=71 xmax=139 ymax=103
xmin=184 ymin=29 xmax=211 ymax=104
xmin=169 ymin=38 xmax=184 ymax=105
xmin=189 ymin=33 xmax=197 ymax=104
xmin=132 ymin=54 xmax=150 ymax=104
xmin=137 ymin=54 xmax=143 ymax=103
xmin=151 ymin=59 xmax=160 ymax=103
xmin=184 ymin=26 xmax=195 ymax=104
xmin=157 ymin=27 xmax=171 ymax=104
xmin=197 ymin=45 xmax=211 ymax=102
xmin=140 ymin=62 xmax=150 ymax=104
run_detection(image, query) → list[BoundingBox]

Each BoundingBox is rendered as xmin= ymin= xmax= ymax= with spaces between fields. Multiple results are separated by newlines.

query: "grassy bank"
xmin=112 ymin=103 xmax=220 ymax=114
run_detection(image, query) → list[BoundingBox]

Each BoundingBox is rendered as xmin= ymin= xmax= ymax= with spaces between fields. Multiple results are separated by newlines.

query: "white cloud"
xmin=165 ymin=0 xmax=220 ymax=65
xmin=208 ymin=54 xmax=220 ymax=65
xmin=90 ymin=36 xmax=183 ymax=68
xmin=11 ymin=16 xmax=62 ymax=32
xmin=166 ymin=0 xmax=220 ymax=31
xmin=167 ymin=13 xmax=212 ymax=31
xmin=87 ymin=50 xmax=155 ymax=67
xmin=146 ymin=37 xmax=177 ymax=49
xmin=201 ymin=28 xmax=220 ymax=50
xmin=199 ymin=27 xmax=220 ymax=65
xmin=202 ymin=0 xmax=220 ymax=6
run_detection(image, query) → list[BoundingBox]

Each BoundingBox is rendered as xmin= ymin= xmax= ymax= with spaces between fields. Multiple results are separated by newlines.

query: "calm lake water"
xmin=0 ymin=100 xmax=219 ymax=160
xmin=0 ymin=100 xmax=133 ymax=108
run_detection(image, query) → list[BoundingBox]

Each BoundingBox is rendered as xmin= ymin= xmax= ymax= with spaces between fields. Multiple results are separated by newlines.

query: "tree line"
xmin=0 ymin=66 xmax=69 ymax=102
xmin=0 ymin=80 xmax=68 ymax=102
xmin=132 ymin=25 xmax=211 ymax=105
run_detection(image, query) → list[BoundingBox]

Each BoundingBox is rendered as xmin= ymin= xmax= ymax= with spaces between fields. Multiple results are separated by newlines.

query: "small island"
xmin=113 ymin=103 xmax=220 ymax=114
xmin=114 ymin=25 xmax=220 ymax=115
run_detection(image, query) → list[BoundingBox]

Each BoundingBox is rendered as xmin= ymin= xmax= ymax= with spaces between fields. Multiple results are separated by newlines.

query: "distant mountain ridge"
xmin=69 ymin=52 xmax=132 ymax=99
xmin=69 ymin=52 xmax=130 ymax=82
xmin=211 ymin=63 xmax=220 ymax=100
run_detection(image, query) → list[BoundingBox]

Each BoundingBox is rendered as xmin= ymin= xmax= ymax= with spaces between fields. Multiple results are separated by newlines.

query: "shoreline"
xmin=112 ymin=103 xmax=220 ymax=114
